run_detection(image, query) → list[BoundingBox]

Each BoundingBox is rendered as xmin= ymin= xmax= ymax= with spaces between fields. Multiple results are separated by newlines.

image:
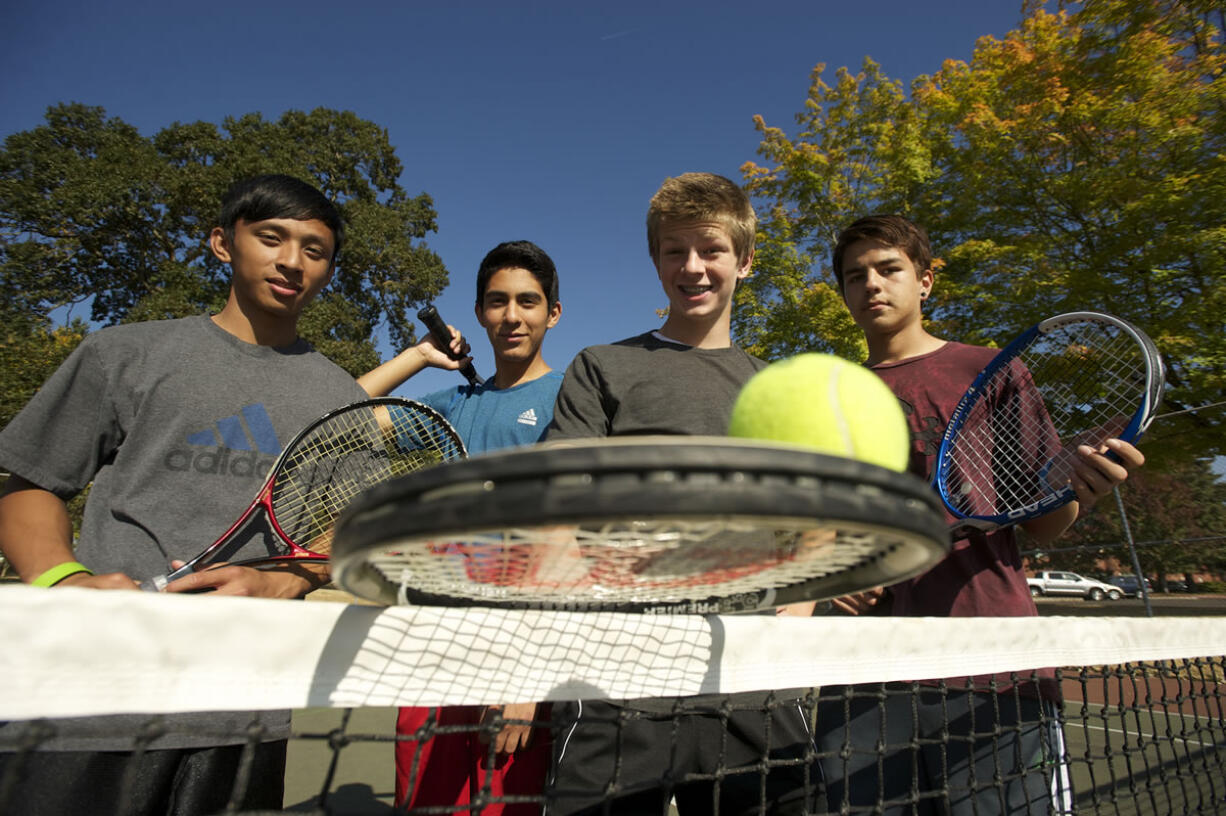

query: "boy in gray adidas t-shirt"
xmin=0 ymin=175 xmax=365 ymax=814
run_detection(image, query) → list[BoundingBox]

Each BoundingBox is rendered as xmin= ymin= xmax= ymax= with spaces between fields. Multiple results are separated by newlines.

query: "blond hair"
xmin=646 ymin=173 xmax=756 ymax=265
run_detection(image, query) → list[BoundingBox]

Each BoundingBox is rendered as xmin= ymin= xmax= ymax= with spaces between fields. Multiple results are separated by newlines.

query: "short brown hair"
xmin=832 ymin=215 xmax=932 ymax=290
xmin=646 ymin=173 xmax=756 ymax=265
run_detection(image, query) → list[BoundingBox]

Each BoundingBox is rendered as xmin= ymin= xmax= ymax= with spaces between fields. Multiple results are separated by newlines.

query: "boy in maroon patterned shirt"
xmin=816 ymin=215 xmax=1145 ymax=815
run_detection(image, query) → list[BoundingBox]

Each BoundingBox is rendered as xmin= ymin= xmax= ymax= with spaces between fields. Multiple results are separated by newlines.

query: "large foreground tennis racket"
xmin=141 ymin=397 xmax=466 ymax=591
xmin=935 ymin=311 xmax=1164 ymax=536
xmin=331 ymin=437 xmax=949 ymax=613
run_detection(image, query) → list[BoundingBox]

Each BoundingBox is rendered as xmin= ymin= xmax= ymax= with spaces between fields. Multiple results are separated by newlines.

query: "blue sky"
xmin=2 ymin=0 xmax=1027 ymax=397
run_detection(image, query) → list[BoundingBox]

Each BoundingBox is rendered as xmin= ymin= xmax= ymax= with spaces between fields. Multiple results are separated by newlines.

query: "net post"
xmin=1114 ymin=485 xmax=1152 ymax=617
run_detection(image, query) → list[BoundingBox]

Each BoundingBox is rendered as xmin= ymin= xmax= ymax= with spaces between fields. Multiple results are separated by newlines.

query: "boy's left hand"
xmin=479 ymin=702 xmax=539 ymax=755
xmin=1070 ymin=438 xmax=1145 ymax=512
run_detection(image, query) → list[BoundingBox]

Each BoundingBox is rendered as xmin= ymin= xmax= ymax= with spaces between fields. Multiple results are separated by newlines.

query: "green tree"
xmin=743 ymin=0 xmax=1225 ymax=458
xmin=0 ymin=104 xmax=448 ymax=381
xmin=739 ymin=58 xmax=934 ymax=359
xmin=0 ymin=310 xmax=87 ymax=428
xmin=734 ymin=203 xmax=867 ymax=362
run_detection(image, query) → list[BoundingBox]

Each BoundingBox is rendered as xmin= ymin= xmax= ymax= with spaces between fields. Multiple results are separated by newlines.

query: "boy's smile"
xmin=654 ymin=221 xmax=750 ymax=337
xmin=211 ymin=217 xmax=336 ymax=325
xmin=477 ymin=266 xmax=560 ymax=369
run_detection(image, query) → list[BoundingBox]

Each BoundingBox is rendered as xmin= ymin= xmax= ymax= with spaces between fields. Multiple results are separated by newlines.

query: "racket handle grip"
xmin=140 ymin=574 xmax=169 ymax=592
xmin=141 ymin=561 xmax=192 ymax=592
xmin=417 ymin=305 xmax=484 ymax=386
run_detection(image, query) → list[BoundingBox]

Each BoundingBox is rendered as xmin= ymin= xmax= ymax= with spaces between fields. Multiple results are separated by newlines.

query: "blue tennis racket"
xmin=934 ymin=312 xmax=1164 ymax=535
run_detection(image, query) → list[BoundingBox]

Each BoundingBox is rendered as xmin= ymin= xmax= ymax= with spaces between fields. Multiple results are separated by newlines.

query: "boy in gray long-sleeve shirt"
xmin=544 ymin=172 xmax=816 ymax=816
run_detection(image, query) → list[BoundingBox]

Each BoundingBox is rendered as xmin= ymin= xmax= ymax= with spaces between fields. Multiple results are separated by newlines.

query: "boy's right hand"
xmin=830 ymin=587 xmax=884 ymax=615
xmin=416 ymin=325 xmax=472 ymax=371
xmin=479 ymin=702 xmax=540 ymax=754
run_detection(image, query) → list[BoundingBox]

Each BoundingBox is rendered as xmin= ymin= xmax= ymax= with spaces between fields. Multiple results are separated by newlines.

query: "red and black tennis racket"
xmin=141 ymin=397 xmax=466 ymax=591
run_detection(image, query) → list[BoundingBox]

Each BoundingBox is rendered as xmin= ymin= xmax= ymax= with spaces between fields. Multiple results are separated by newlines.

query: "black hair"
xmin=476 ymin=241 xmax=559 ymax=308
xmin=218 ymin=174 xmax=345 ymax=260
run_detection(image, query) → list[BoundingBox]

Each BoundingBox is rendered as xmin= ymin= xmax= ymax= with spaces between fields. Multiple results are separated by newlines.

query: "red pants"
xmin=395 ymin=705 xmax=552 ymax=815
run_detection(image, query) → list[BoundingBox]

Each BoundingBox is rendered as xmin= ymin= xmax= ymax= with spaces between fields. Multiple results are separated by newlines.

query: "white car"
xmin=1027 ymin=571 xmax=1123 ymax=601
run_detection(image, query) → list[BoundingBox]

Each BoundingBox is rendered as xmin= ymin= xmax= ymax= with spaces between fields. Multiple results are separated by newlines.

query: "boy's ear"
xmin=919 ymin=267 xmax=935 ymax=300
xmin=208 ymin=227 xmax=233 ymax=264
xmin=736 ymin=248 xmax=755 ymax=279
xmin=546 ymin=300 xmax=562 ymax=329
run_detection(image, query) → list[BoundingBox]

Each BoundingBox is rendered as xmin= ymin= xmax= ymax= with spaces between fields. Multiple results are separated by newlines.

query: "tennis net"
xmin=1 ymin=585 xmax=1223 ymax=814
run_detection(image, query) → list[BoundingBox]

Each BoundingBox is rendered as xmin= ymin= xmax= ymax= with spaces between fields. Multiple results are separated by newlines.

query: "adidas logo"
xmin=162 ymin=404 xmax=282 ymax=478
xmin=186 ymin=404 xmax=281 ymax=454
xmin=517 ymin=408 xmax=539 ymax=427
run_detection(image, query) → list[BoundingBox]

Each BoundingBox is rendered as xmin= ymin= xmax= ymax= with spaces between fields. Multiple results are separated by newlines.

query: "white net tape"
xmin=2 ymin=586 xmax=1224 ymax=719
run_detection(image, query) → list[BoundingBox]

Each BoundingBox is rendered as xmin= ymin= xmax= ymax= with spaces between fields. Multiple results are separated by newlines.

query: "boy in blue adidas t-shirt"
xmin=358 ymin=239 xmax=563 ymax=815
xmin=359 ymin=239 xmax=563 ymax=454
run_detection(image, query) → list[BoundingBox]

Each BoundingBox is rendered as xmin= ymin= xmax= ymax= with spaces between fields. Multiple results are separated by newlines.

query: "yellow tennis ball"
xmin=728 ymin=353 xmax=910 ymax=472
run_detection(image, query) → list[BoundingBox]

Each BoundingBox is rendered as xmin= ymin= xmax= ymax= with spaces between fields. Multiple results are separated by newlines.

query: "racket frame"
xmin=934 ymin=311 xmax=1164 ymax=534
xmin=332 ymin=436 xmax=950 ymax=613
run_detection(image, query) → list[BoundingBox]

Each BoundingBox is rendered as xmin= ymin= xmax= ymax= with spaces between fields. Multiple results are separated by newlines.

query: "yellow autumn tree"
xmin=742 ymin=0 xmax=1225 ymax=457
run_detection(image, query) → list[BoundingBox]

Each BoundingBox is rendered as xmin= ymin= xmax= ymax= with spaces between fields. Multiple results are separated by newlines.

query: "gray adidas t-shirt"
xmin=0 ymin=314 xmax=365 ymax=749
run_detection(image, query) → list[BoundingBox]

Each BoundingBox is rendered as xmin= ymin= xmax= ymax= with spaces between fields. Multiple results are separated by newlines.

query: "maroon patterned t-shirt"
xmin=871 ymin=342 xmax=1057 ymax=696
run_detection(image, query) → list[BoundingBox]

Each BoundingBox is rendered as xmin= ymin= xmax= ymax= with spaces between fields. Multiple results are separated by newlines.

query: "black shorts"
xmin=814 ymin=685 xmax=1071 ymax=815
xmin=0 ymin=740 xmax=287 ymax=816
xmin=547 ymin=695 xmax=817 ymax=816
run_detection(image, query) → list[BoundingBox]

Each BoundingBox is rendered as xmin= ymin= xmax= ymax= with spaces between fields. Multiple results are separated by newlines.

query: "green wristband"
xmin=31 ymin=561 xmax=94 ymax=588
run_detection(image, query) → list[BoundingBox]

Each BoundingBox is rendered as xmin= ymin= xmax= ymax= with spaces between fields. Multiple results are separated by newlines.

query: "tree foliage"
xmin=739 ymin=57 xmax=932 ymax=361
xmin=0 ymin=104 xmax=448 ymax=384
xmin=0 ymin=309 xmax=87 ymax=429
xmin=741 ymin=0 xmax=1226 ymax=459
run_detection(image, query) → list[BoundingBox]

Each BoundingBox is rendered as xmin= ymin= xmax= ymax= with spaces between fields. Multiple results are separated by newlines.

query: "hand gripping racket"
xmin=141 ymin=397 xmax=466 ymax=591
xmin=418 ymin=304 xmax=484 ymax=386
xmin=935 ymin=311 xmax=1164 ymax=536
xmin=330 ymin=436 xmax=949 ymax=613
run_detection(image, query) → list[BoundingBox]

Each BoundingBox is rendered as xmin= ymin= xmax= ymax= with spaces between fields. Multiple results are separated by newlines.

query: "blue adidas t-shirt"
xmin=420 ymin=370 xmax=563 ymax=455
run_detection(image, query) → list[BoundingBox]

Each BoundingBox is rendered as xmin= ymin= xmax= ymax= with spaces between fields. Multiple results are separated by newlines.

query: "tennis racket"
xmin=418 ymin=304 xmax=484 ymax=386
xmin=934 ymin=311 xmax=1164 ymax=536
xmin=330 ymin=436 xmax=949 ymax=613
xmin=141 ymin=397 xmax=466 ymax=591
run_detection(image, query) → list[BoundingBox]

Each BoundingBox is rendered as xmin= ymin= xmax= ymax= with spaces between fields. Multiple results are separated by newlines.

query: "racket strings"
xmin=944 ymin=322 xmax=1151 ymax=517
xmin=267 ymin=405 xmax=463 ymax=556
xmin=366 ymin=521 xmax=911 ymax=605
